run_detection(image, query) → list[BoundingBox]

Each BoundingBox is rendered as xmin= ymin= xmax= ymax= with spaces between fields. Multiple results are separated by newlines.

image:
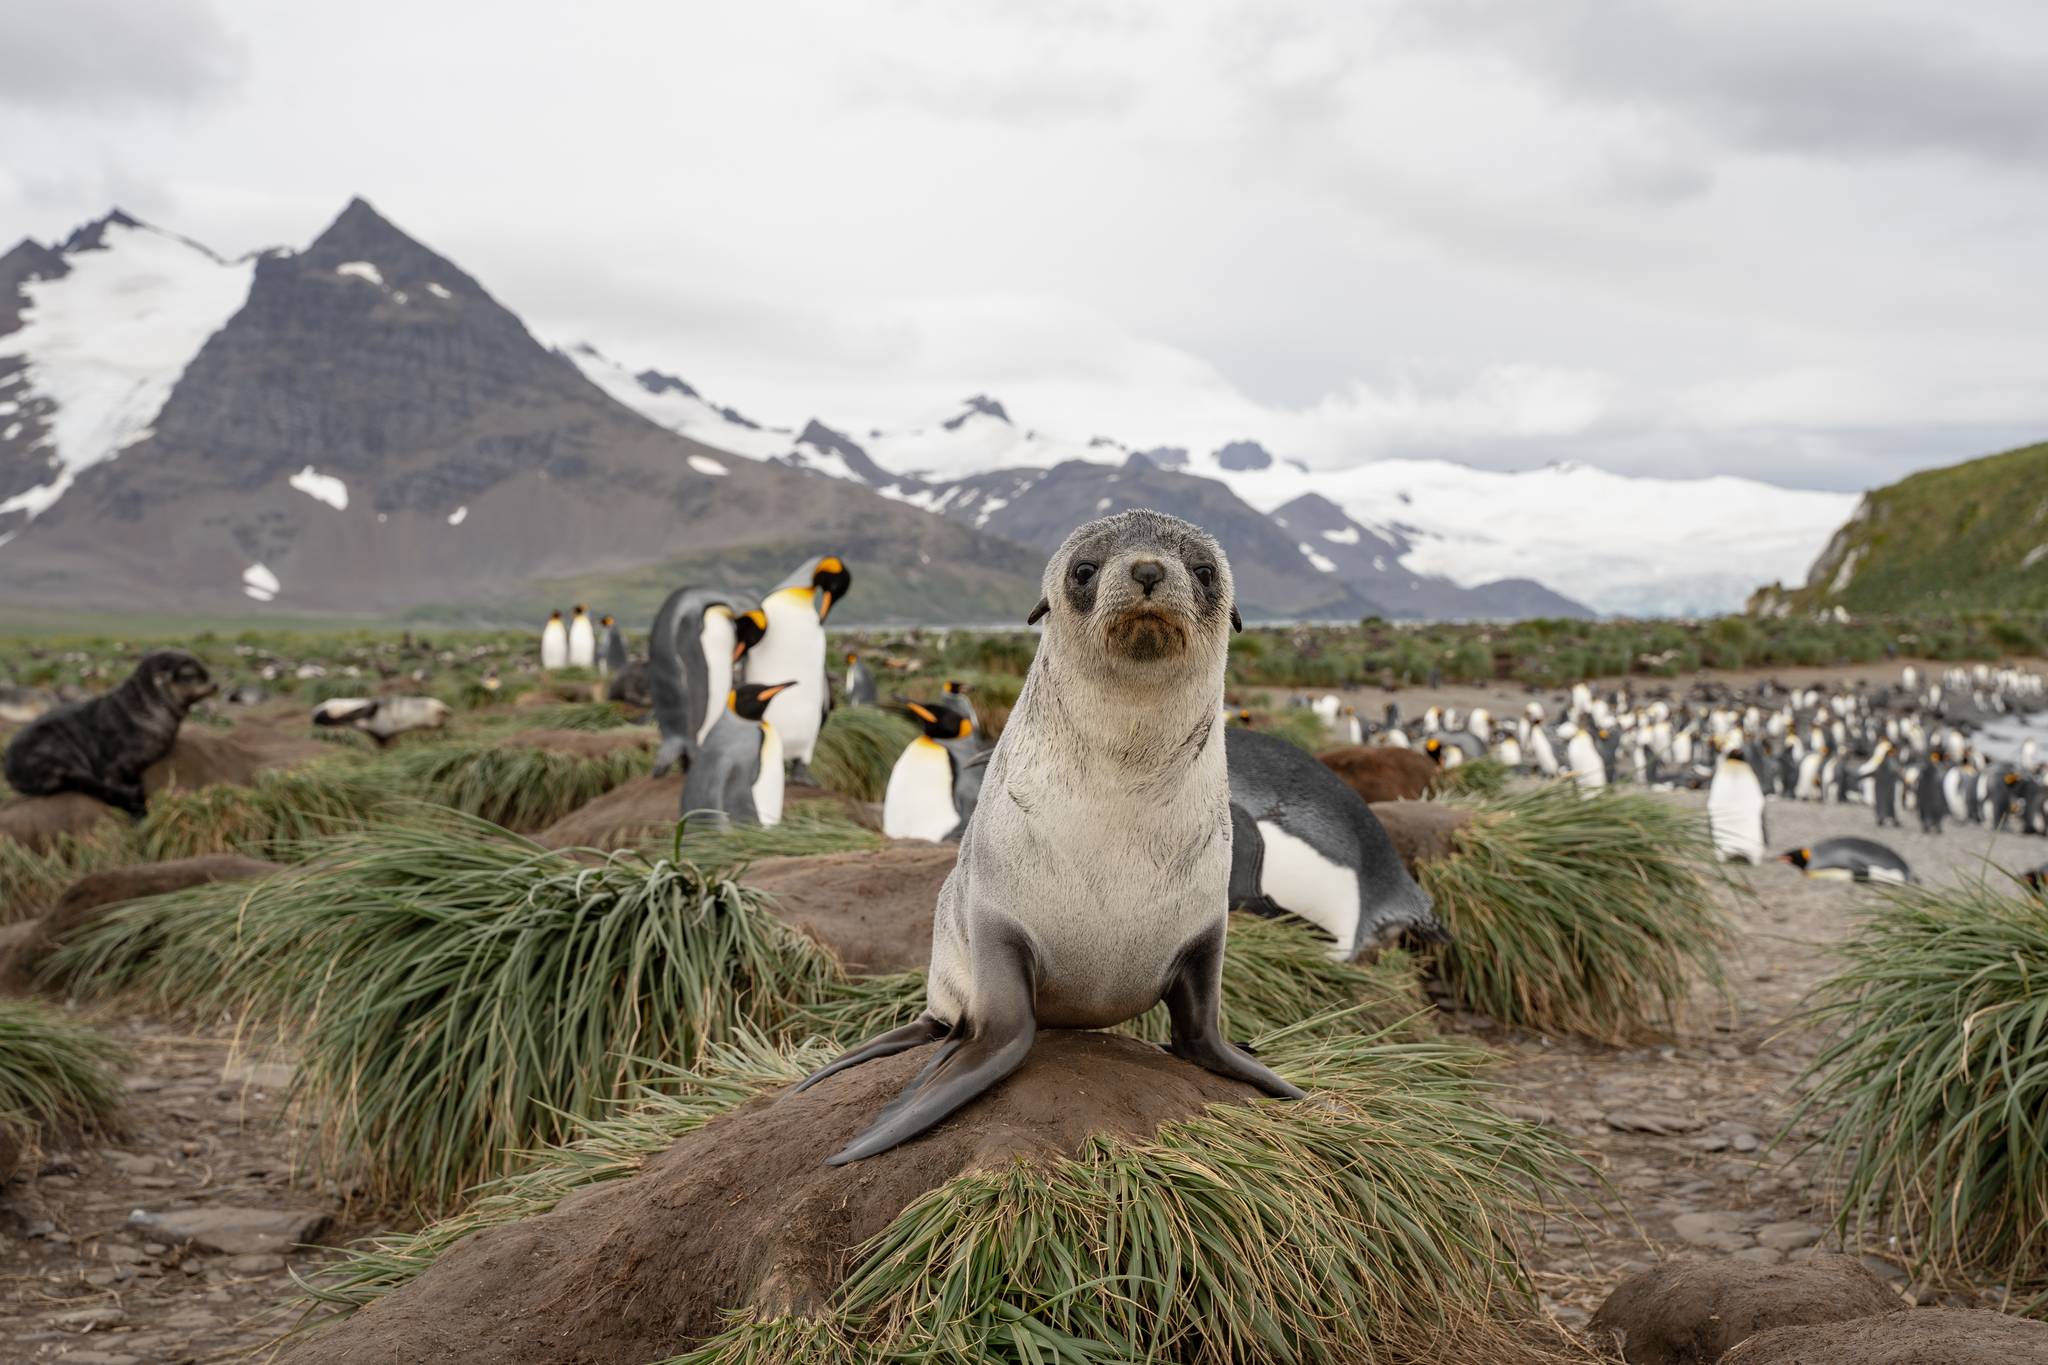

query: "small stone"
xmin=1731 ymin=1129 xmax=1761 ymax=1153
xmin=24 ymin=1217 xmax=57 ymax=1238
xmin=109 ymin=1152 xmax=159 ymax=1177
xmin=128 ymin=1205 xmax=331 ymax=1256
xmin=159 ymin=1306 xmax=221 ymax=1330
xmin=57 ymin=1305 xmax=126 ymax=1330
xmin=1695 ymin=1132 xmax=1732 ymax=1152
xmin=1672 ymin=1210 xmax=1745 ymax=1243
xmin=1499 ymin=1101 xmax=1557 ymax=1126
xmin=81 ymin=1267 xmax=120 ymax=1287
xmin=225 ymin=1252 xmax=286 ymax=1273
xmin=1859 ymin=1254 xmax=1909 ymax=1285
xmin=1606 ymin=1110 xmax=1706 ymax=1135
xmin=221 ymin=1060 xmax=295 ymax=1090
xmin=123 ymin=1075 xmax=164 ymax=1094
xmin=141 ymin=1241 xmax=168 ymax=1255
xmin=1734 ymin=1246 xmax=1785 ymax=1265
xmin=56 ymin=1352 xmax=139 ymax=1365
xmin=1756 ymin=1220 xmax=1824 ymax=1253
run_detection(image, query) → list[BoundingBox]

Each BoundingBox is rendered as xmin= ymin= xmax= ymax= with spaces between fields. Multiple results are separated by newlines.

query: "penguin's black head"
xmin=907 ymin=700 xmax=971 ymax=741
xmin=1235 ymin=709 xmax=1253 ymax=726
xmin=812 ymin=557 xmax=850 ymax=622
xmin=137 ymin=650 xmax=217 ymax=712
xmin=734 ymin=608 xmax=768 ymax=661
xmin=1423 ymin=737 xmax=1444 ymax=764
xmin=730 ymin=680 xmax=795 ymax=722
xmin=1778 ymin=847 xmax=1812 ymax=870
xmin=574 ymin=604 xmax=587 ymax=615
xmin=845 ymin=652 xmax=859 ymax=666
xmin=548 ymin=610 xmax=562 ymax=622
xmin=1032 ymin=510 xmax=1237 ymax=676
xmin=602 ymin=615 xmax=615 ymax=628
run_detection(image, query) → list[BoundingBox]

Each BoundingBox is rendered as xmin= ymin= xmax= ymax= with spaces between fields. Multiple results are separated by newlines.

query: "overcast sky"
xmin=3 ymin=0 xmax=2044 ymax=492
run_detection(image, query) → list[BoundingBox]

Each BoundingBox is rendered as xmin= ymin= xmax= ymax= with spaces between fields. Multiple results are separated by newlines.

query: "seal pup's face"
xmin=1029 ymin=510 xmax=1239 ymax=684
xmin=137 ymin=650 xmax=217 ymax=712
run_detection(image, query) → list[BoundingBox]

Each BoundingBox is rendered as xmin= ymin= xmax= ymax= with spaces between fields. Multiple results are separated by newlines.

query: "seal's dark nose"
xmin=1130 ymin=560 xmax=1165 ymax=594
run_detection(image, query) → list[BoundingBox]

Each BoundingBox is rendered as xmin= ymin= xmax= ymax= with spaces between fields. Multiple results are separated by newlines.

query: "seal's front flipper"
xmin=790 ymin=1015 xmax=947 ymax=1095
xmin=824 ymin=931 xmax=1038 ymax=1166
xmin=1163 ymin=924 xmax=1306 ymax=1101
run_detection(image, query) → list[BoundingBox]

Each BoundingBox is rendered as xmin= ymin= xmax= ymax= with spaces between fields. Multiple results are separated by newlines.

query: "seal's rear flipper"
xmin=824 ymin=931 xmax=1039 ymax=1165
xmin=790 ymin=1015 xmax=946 ymax=1095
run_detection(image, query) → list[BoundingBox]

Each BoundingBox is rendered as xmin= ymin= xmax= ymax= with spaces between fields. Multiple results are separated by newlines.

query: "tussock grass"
xmin=47 ymin=814 xmax=919 ymax=1206
xmin=811 ymin=706 xmax=920 ymax=802
xmin=1127 ymin=916 xmax=1427 ymax=1044
xmin=0 ymin=823 xmax=144 ymax=923
xmin=0 ymin=1000 xmax=125 ymax=1160
xmin=1793 ymin=879 xmax=2048 ymax=1297
xmin=474 ymin=701 xmax=641 ymax=732
xmin=382 ymin=740 xmax=651 ymax=832
xmin=1439 ymin=756 xmax=1510 ymax=798
xmin=308 ymin=1027 xmax=1575 ymax=1365
xmin=1422 ymin=782 xmax=1725 ymax=1043
xmin=138 ymin=761 xmax=398 ymax=861
xmin=678 ymin=802 xmax=883 ymax=864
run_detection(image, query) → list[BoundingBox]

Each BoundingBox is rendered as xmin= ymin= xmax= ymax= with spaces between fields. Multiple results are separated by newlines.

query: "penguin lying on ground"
xmin=680 ymin=681 xmax=795 ymax=829
xmin=882 ymin=701 xmax=986 ymax=841
xmin=1779 ymin=837 xmax=1915 ymax=885
xmin=3 ymin=651 xmax=217 ymax=817
xmin=1224 ymin=726 xmax=1450 ymax=960
xmin=312 ymin=696 xmax=451 ymax=747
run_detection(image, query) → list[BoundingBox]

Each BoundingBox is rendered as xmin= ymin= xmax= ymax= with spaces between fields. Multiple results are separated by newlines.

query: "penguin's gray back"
xmin=679 ymin=711 xmax=761 ymax=828
xmin=1810 ymin=835 xmax=1914 ymax=883
xmin=1223 ymin=727 xmax=1446 ymax=957
xmin=648 ymin=587 xmax=737 ymax=775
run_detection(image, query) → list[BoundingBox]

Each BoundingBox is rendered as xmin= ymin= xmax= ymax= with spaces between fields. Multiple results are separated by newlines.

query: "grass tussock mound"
xmin=47 ymin=814 xmax=920 ymax=1206
xmin=1795 ymin=880 xmax=2048 ymax=1299
xmin=381 ymin=738 xmax=652 ymax=832
xmin=0 ymin=999 xmax=125 ymax=1176
xmin=1423 ymin=782 xmax=1725 ymax=1043
xmin=810 ymin=705 xmax=920 ymax=803
xmin=304 ymin=1028 xmax=1574 ymax=1365
xmin=0 ymin=822 xmax=143 ymax=923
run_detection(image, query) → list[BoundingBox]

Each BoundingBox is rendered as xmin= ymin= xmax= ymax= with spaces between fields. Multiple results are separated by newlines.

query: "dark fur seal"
xmin=3 ymin=650 xmax=216 ymax=816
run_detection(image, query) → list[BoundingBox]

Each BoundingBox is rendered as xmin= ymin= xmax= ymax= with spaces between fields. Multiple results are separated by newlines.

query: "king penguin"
xmin=1562 ymin=722 xmax=1608 ymax=792
xmin=1915 ymin=747 xmax=1949 ymax=835
xmin=602 ymin=615 xmax=628 ymax=677
xmin=1224 ymin=726 xmax=1449 ymax=960
xmin=680 ymin=681 xmax=796 ymax=829
xmin=540 ymin=610 xmax=568 ymax=671
xmin=1779 ymin=837 xmax=1914 ymax=885
xmin=567 ymin=605 xmax=596 ymax=669
xmin=747 ymin=555 xmax=851 ymax=783
xmin=882 ymin=701 xmax=986 ymax=842
xmin=844 ymin=652 xmax=878 ymax=707
xmin=1707 ymin=741 xmax=1768 ymax=864
xmin=648 ymin=587 xmax=767 ymax=776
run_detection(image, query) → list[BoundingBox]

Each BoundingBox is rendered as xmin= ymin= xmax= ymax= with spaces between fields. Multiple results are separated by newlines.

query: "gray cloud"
xmin=1402 ymin=0 xmax=2048 ymax=167
xmin=0 ymin=0 xmax=243 ymax=110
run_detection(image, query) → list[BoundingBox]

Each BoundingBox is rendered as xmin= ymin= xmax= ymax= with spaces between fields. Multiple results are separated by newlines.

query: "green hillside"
xmin=1783 ymin=440 xmax=2048 ymax=613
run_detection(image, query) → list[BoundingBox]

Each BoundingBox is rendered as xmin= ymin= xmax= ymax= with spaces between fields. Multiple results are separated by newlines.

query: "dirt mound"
xmin=0 ymin=793 xmax=124 ymax=851
xmin=1720 ymin=1307 xmax=2048 ymax=1363
xmin=285 ymin=1032 xmax=1260 ymax=1365
xmin=490 ymin=728 xmax=653 ymax=759
xmin=1590 ymin=1254 xmax=1903 ymax=1364
xmin=1320 ymin=745 xmax=1442 ymax=803
xmin=144 ymin=727 xmax=327 ymax=794
xmin=1370 ymin=800 xmax=1472 ymax=875
xmin=532 ymin=774 xmax=681 ymax=849
xmin=746 ymin=843 xmax=954 ymax=973
xmin=2 ymin=855 xmax=279 ymax=986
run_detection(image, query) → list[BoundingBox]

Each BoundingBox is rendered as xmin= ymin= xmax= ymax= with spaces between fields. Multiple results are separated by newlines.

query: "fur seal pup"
xmin=794 ymin=510 xmax=1302 ymax=1165
xmin=1224 ymin=726 xmax=1448 ymax=959
xmin=1779 ymin=837 xmax=1915 ymax=885
xmin=3 ymin=650 xmax=217 ymax=817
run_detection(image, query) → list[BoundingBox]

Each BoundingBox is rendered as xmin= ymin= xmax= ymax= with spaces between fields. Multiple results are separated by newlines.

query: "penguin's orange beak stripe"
xmin=907 ymin=703 xmax=938 ymax=724
xmin=759 ymin=683 xmax=795 ymax=700
xmin=818 ymin=589 xmax=834 ymax=621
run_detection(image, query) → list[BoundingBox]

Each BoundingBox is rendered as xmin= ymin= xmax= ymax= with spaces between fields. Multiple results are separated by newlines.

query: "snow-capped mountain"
xmin=591 ymin=369 xmax=1853 ymax=617
xmin=0 ymin=212 xmax=256 ymax=533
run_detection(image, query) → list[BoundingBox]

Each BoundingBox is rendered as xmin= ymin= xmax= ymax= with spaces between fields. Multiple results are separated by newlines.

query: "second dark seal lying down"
xmin=794 ymin=509 xmax=1303 ymax=1164
xmin=2 ymin=649 xmax=217 ymax=817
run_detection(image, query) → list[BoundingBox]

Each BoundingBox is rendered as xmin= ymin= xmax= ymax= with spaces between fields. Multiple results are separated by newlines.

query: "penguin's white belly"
xmin=1804 ymin=867 xmax=1857 ymax=883
xmin=1255 ymin=820 xmax=1359 ymax=960
xmin=752 ymin=726 xmax=785 ymax=826
xmin=540 ymin=624 xmax=568 ymax=669
xmin=749 ymin=612 xmax=826 ymax=761
xmin=1707 ymin=775 xmax=1766 ymax=863
xmin=1567 ymin=737 xmax=1606 ymax=790
xmin=1861 ymin=864 xmax=1908 ymax=885
xmin=1384 ymin=729 xmax=1410 ymax=749
xmin=568 ymin=621 xmax=595 ymax=667
xmin=883 ymin=739 xmax=958 ymax=842
xmin=697 ymin=617 xmax=736 ymax=744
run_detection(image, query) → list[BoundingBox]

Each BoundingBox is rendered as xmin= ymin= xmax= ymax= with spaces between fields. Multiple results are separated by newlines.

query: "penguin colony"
xmin=1326 ymin=664 xmax=2048 ymax=882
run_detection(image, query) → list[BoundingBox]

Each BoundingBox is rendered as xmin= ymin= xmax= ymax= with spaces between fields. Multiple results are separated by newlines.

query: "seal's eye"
xmin=1193 ymin=565 xmax=1216 ymax=589
xmin=1071 ymin=561 xmax=1098 ymax=585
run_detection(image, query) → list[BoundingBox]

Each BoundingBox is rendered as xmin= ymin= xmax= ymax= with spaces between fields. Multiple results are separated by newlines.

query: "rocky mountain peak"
xmin=942 ymin=394 xmax=1011 ymax=430
xmin=635 ymin=368 xmax=701 ymax=400
xmin=1215 ymin=439 xmax=1275 ymax=472
xmin=58 ymin=208 xmax=142 ymax=254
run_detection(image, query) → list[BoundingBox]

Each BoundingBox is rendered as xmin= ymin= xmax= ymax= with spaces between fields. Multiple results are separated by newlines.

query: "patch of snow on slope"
xmin=242 ymin=563 xmax=280 ymax=602
xmin=1298 ymin=543 xmax=1339 ymax=573
xmin=1186 ymin=454 xmax=1857 ymax=617
xmin=447 ymin=505 xmax=468 ymax=526
xmin=289 ymin=464 xmax=348 ymax=510
xmin=426 ymin=282 xmax=452 ymax=300
xmin=0 ymin=221 xmax=255 ymax=520
xmin=687 ymin=454 xmax=728 ymax=477
xmin=336 ymin=261 xmax=384 ymax=286
xmin=1320 ymin=526 xmax=1360 ymax=545
xmin=860 ymin=403 xmax=1103 ymax=481
xmin=564 ymin=343 xmax=794 ymax=460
